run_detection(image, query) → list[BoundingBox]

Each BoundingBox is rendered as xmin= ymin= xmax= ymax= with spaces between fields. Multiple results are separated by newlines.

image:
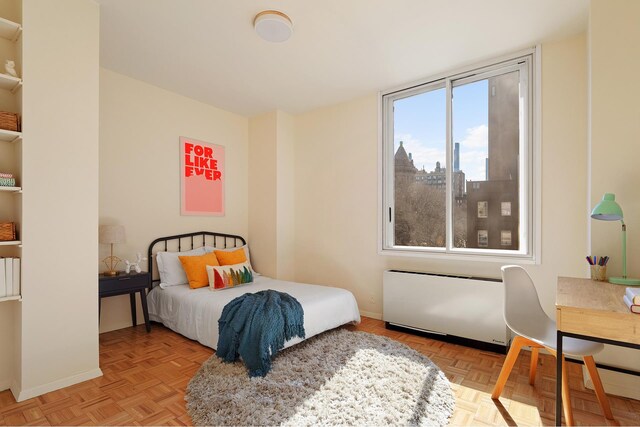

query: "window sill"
xmin=379 ymin=247 xmax=539 ymax=265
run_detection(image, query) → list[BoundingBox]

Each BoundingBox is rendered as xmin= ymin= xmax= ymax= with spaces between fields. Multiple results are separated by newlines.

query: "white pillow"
xmin=157 ymin=247 xmax=207 ymax=288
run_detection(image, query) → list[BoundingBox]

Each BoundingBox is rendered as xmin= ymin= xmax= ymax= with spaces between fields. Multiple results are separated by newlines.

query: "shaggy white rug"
xmin=186 ymin=328 xmax=455 ymax=426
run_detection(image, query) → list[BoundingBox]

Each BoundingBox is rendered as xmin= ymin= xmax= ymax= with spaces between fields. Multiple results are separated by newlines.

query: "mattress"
xmin=147 ymin=275 xmax=361 ymax=350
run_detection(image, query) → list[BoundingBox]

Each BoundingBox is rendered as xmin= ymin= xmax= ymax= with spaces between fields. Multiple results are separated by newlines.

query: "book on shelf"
xmin=0 ymin=257 xmax=20 ymax=297
xmin=625 ymin=287 xmax=640 ymax=305
xmin=5 ymin=257 xmax=12 ymax=295
xmin=12 ymin=258 xmax=19 ymax=296
xmin=623 ymin=295 xmax=640 ymax=314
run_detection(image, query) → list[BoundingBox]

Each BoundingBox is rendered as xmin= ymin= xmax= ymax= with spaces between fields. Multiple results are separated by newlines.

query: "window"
xmin=501 ymin=230 xmax=512 ymax=246
xmin=478 ymin=230 xmax=489 ymax=247
xmin=477 ymin=201 xmax=488 ymax=218
xmin=501 ymin=202 xmax=512 ymax=216
xmin=382 ymin=52 xmax=534 ymax=259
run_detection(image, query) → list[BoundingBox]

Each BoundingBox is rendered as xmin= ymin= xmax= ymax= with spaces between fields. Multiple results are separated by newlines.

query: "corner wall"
xmin=98 ymin=69 xmax=249 ymax=333
xmin=248 ymin=111 xmax=295 ymax=280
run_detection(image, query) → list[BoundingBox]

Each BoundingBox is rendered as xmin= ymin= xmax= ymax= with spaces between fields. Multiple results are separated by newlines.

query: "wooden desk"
xmin=555 ymin=277 xmax=640 ymax=425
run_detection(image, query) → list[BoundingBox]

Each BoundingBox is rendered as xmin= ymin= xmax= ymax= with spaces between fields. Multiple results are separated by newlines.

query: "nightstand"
xmin=99 ymin=271 xmax=151 ymax=332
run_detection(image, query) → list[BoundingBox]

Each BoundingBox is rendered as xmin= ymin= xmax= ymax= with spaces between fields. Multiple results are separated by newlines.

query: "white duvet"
xmin=147 ymin=276 xmax=361 ymax=350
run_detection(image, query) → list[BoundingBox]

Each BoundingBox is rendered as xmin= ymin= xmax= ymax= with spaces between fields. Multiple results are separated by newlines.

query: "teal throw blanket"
xmin=217 ymin=290 xmax=305 ymax=377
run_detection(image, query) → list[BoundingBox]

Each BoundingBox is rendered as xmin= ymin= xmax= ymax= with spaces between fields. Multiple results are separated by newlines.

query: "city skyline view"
xmin=393 ymin=79 xmax=489 ymax=183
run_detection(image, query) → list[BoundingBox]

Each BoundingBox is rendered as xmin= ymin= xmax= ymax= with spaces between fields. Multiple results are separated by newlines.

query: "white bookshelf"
xmin=0 ymin=16 xmax=21 ymax=42
xmin=0 ymin=17 xmax=22 ymax=97
xmin=0 ymin=11 xmax=22 ymax=285
xmin=0 ymin=186 xmax=21 ymax=193
xmin=0 ymin=295 xmax=21 ymax=303
xmin=0 ymin=73 xmax=21 ymax=93
xmin=0 ymin=129 xmax=20 ymax=142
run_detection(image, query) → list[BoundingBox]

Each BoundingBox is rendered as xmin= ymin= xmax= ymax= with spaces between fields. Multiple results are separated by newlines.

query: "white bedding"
xmin=147 ymin=275 xmax=361 ymax=350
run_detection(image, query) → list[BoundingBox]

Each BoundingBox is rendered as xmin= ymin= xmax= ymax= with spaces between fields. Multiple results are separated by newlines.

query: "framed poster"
xmin=180 ymin=136 xmax=225 ymax=216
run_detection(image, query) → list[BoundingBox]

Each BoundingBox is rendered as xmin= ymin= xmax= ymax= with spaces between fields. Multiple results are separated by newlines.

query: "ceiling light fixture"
xmin=253 ymin=10 xmax=293 ymax=43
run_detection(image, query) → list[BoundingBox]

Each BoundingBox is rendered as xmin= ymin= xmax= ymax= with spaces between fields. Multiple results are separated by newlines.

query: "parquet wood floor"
xmin=0 ymin=317 xmax=638 ymax=426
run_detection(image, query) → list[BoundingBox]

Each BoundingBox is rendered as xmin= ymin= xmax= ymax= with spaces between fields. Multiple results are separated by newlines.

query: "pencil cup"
xmin=590 ymin=265 xmax=607 ymax=281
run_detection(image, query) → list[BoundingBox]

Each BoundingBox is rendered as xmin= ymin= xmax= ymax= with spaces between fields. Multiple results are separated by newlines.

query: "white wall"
xmin=15 ymin=0 xmax=101 ymax=400
xmin=294 ymin=36 xmax=588 ymax=321
xmin=586 ymin=0 xmax=640 ymax=391
xmin=99 ymin=69 xmax=248 ymax=333
xmin=248 ymin=110 xmax=296 ymax=280
xmin=248 ymin=112 xmax=278 ymax=277
xmin=589 ymin=0 xmax=640 ymax=282
xmin=275 ymin=111 xmax=296 ymax=281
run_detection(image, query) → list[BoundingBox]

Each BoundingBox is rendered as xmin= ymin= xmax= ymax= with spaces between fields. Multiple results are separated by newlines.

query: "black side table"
xmin=99 ymin=271 xmax=151 ymax=332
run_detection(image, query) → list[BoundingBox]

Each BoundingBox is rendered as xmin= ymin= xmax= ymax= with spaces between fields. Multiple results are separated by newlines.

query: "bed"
xmin=146 ymin=231 xmax=361 ymax=350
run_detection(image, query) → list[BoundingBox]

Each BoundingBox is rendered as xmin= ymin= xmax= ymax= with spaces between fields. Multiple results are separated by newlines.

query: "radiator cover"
xmin=383 ymin=270 xmax=509 ymax=347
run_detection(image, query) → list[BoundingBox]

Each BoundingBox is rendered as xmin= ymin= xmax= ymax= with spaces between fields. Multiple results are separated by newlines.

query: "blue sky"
xmin=394 ymin=80 xmax=488 ymax=181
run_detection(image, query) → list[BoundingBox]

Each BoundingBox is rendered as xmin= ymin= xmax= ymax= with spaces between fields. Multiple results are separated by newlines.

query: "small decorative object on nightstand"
xmin=125 ymin=252 xmax=147 ymax=274
xmin=99 ymin=271 xmax=151 ymax=332
xmin=99 ymin=224 xmax=126 ymax=276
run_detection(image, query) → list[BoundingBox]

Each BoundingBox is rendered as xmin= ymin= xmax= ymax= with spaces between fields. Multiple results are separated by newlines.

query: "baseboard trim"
xmin=12 ymin=368 xmax=103 ymax=402
xmin=359 ymin=310 xmax=382 ymax=320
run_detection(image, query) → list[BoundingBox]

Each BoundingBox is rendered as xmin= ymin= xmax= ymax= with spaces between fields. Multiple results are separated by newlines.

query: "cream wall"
xmin=247 ymin=110 xmax=296 ymax=280
xmin=294 ymin=36 xmax=588 ymax=322
xmin=586 ymin=0 xmax=640 ymax=387
xmin=15 ymin=0 xmax=101 ymax=400
xmin=248 ymin=112 xmax=278 ymax=277
xmin=99 ymin=69 xmax=248 ymax=333
xmin=275 ymin=111 xmax=296 ymax=281
xmin=589 ymin=0 xmax=640 ymax=283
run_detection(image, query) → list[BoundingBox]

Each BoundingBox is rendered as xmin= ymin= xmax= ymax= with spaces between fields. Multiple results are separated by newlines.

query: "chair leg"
xmin=583 ymin=355 xmax=614 ymax=420
xmin=492 ymin=335 xmax=527 ymax=399
xmin=529 ymin=347 xmax=539 ymax=385
xmin=561 ymin=355 xmax=574 ymax=426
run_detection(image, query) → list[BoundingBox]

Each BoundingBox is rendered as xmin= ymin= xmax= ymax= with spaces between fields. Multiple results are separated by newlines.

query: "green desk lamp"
xmin=591 ymin=193 xmax=640 ymax=285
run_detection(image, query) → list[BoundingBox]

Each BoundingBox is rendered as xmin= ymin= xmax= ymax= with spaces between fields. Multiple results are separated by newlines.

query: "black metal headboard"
xmin=147 ymin=231 xmax=246 ymax=288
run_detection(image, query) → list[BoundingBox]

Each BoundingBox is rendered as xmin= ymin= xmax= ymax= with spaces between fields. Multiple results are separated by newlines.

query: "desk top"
xmin=557 ymin=276 xmax=629 ymax=314
xmin=556 ymin=276 xmax=640 ymax=345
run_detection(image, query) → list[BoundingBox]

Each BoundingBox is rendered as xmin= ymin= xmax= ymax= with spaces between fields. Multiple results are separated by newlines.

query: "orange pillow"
xmin=179 ymin=252 xmax=220 ymax=289
xmin=214 ymin=248 xmax=247 ymax=266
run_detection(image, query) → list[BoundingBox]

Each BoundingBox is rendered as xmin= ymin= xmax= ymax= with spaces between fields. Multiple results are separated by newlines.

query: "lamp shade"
xmin=99 ymin=225 xmax=126 ymax=244
xmin=591 ymin=193 xmax=623 ymax=221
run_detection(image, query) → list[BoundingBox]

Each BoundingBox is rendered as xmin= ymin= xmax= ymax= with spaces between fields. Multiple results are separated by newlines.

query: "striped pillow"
xmin=206 ymin=262 xmax=254 ymax=291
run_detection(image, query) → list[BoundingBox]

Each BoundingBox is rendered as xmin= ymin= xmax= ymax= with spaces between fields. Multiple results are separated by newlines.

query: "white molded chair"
xmin=491 ymin=266 xmax=613 ymax=425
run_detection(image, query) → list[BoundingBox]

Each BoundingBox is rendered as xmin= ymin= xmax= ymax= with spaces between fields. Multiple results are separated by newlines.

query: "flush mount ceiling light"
xmin=253 ymin=10 xmax=293 ymax=43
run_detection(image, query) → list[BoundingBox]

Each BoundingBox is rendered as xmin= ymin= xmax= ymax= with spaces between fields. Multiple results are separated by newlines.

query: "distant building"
xmin=466 ymin=72 xmax=520 ymax=250
xmin=415 ymin=161 xmax=466 ymax=200
xmin=394 ymin=141 xmax=418 ymax=186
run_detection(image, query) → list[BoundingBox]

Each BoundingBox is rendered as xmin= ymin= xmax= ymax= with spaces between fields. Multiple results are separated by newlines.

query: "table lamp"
xmin=591 ymin=193 xmax=640 ymax=285
xmin=99 ymin=225 xmax=126 ymax=276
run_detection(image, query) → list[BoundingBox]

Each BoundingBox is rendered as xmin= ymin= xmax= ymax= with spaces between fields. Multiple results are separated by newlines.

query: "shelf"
xmin=0 ymin=295 xmax=21 ymax=303
xmin=0 ymin=128 xmax=21 ymax=142
xmin=0 ymin=186 xmax=21 ymax=193
xmin=0 ymin=17 xmax=21 ymax=42
xmin=0 ymin=73 xmax=21 ymax=93
xmin=0 ymin=240 xmax=20 ymax=246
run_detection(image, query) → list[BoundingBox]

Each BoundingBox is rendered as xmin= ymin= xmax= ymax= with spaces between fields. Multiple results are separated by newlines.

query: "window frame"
xmin=379 ymin=48 xmax=540 ymax=263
